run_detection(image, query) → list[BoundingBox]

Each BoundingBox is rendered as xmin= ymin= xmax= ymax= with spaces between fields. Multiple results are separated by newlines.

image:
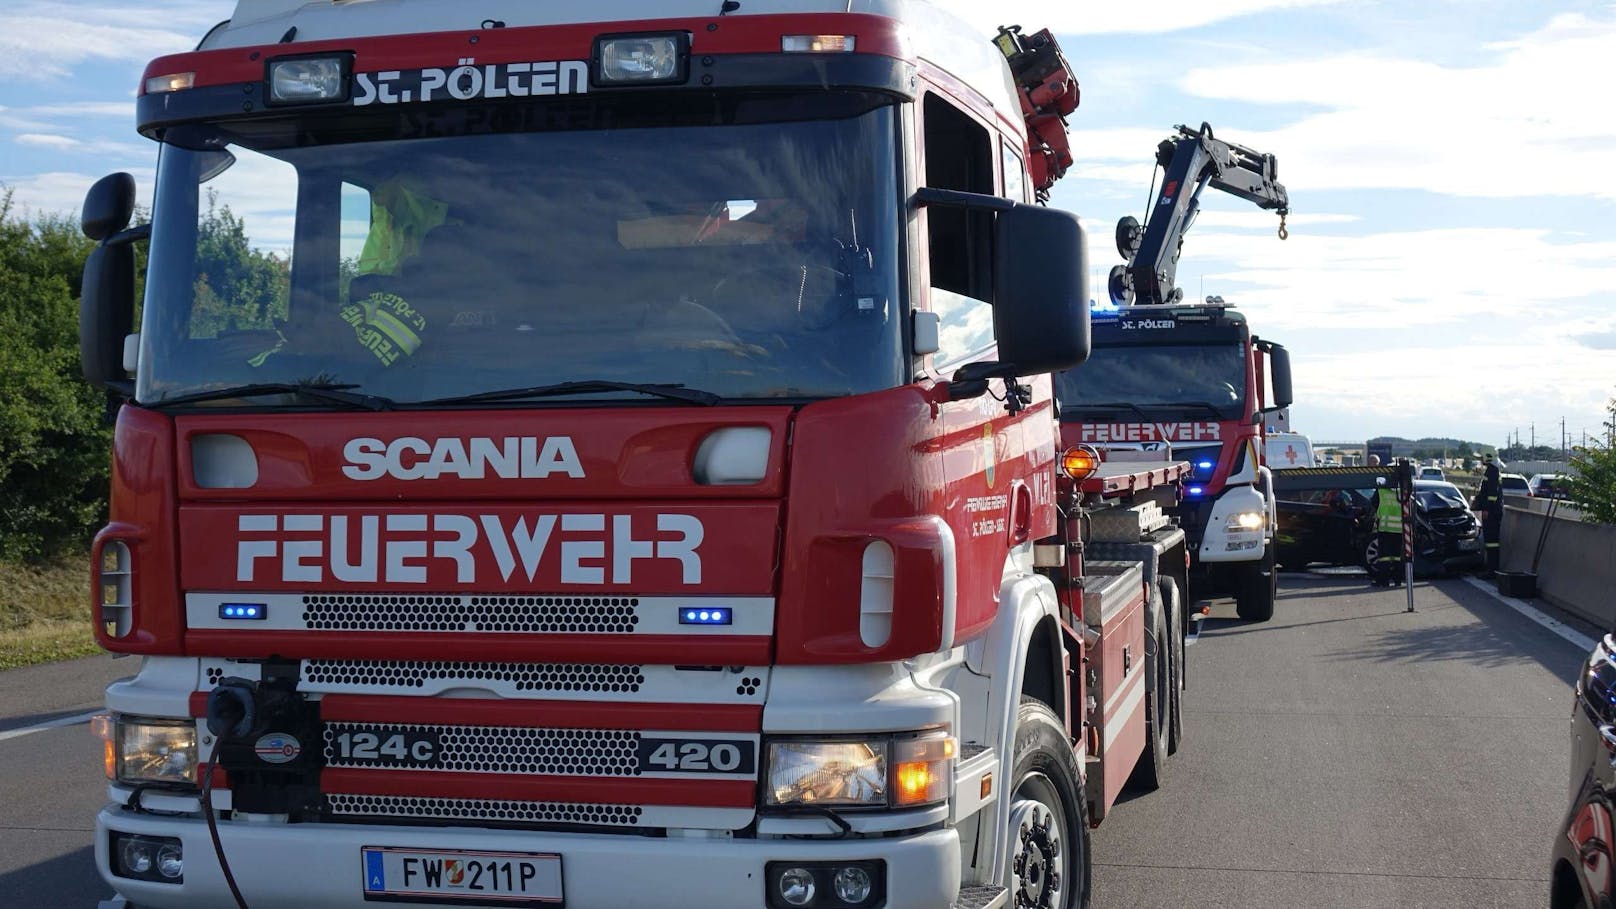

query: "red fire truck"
xmin=77 ymin=3 xmax=1188 ymax=907
xmin=1058 ymin=124 xmax=1294 ymax=622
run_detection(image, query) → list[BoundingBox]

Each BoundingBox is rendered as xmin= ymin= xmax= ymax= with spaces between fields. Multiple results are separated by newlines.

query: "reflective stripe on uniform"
xmin=368 ymin=308 xmax=423 ymax=355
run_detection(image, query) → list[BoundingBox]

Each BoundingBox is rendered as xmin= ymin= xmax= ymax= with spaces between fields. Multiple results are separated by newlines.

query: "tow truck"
xmin=76 ymin=4 xmax=1189 ymax=908
xmin=1055 ymin=123 xmax=1293 ymax=621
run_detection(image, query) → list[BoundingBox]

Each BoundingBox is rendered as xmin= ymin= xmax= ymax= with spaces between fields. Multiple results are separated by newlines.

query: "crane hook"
xmin=1277 ymin=210 xmax=1289 ymax=241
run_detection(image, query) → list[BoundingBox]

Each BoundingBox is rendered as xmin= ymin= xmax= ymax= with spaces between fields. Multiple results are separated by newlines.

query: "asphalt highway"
xmin=0 ymin=571 xmax=1587 ymax=907
xmin=1090 ymin=572 xmax=1585 ymax=908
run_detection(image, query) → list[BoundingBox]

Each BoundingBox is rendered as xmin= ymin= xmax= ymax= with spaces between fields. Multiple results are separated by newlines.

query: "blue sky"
xmin=2 ymin=0 xmax=1613 ymax=449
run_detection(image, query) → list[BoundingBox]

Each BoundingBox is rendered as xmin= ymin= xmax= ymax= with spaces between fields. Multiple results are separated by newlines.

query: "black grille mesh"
xmin=326 ymin=793 xmax=644 ymax=826
xmin=301 ymin=594 xmax=641 ymax=633
xmin=302 ymin=660 xmax=647 ymax=692
xmin=323 ymin=722 xmax=642 ymax=776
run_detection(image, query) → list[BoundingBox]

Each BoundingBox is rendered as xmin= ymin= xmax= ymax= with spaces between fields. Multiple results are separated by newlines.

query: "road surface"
xmin=0 ymin=572 xmax=1587 ymax=907
xmin=1090 ymin=572 xmax=1582 ymax=908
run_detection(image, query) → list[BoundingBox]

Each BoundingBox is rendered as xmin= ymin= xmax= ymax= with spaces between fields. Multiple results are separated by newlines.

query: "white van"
xmin=1265 ymin=431 xmax=1317 ymax=469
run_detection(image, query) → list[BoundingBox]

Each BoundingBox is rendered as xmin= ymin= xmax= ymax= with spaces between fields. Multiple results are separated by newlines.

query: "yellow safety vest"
xmin=1375 ymin=488 xmax=1403 ymax=534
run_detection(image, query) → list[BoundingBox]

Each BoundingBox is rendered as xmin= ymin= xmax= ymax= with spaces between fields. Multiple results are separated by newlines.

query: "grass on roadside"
xmin=0 ymin=554 xmax=100 ymax=671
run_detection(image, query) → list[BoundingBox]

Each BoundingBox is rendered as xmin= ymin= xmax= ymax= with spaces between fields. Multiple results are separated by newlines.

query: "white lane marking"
xmin=1460 ymin=576 xmax=1597 ymax=652
xmin=0 ymin=710 xmax=102 ymax=744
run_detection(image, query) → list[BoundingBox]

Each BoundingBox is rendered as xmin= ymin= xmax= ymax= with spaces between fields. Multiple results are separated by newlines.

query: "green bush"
xmin=0 ymin=191 xmax=113 ymax=563
xmin=1566 ymin=395 xmax=1616 ymax=526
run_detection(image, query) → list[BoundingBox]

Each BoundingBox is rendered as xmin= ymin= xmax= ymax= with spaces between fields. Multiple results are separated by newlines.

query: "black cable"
xmin=201 ymin=752 xmax=250 ymax=909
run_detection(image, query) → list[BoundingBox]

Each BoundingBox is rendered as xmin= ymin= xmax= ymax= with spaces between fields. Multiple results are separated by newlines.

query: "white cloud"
xmin=0 ymin=2 xmax=227 ymax=80
xmin=0 ymin=169 xmax=154 ymax=219
xmin=15 ymin=133 xmax=79 ymax=150
xmin=1192 ymin=211 xmax=1359 ymax=229
xmin=1189 ymin=224 xmax=1616 ymax=329
xmin=925 ymin=0 xmax=1350 ymax=35
xmin=1167 ymin=8 xmax=1616 ymax=199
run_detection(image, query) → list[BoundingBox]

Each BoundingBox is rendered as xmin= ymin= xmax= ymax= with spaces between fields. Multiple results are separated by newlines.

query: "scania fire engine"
xmin=1057 ymin=123 xmax=1293 ymax=622
xmin=77 ymin=3 xmax=1190 ymax=907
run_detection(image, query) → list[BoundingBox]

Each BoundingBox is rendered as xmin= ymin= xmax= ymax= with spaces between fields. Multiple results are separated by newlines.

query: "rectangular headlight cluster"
xmin=764 ymin=729 xmax=953 ymax=810
xmin=593 ymin=33 xmax=689 ymax=85
xmin=103 ymin=716 xmax=199 ymax=788
xmin=266 ymin=55 xmax=352 ymax=104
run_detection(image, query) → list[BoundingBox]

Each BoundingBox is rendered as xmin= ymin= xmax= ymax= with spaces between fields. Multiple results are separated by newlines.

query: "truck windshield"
xmin=1054 ymin=342 xmax=1249 ymax=419
xmin=136 ymin=92 xmax=903 ymax=406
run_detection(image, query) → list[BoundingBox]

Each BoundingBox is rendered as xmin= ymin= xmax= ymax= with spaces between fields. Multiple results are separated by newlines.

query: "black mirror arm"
xmin=914 ymin=186 xmax=1016 ymax=213
xmin=948 ymin=361 xmax=1032 ymax=414
xmin=104 ymin=223 xmax=152 ymax=248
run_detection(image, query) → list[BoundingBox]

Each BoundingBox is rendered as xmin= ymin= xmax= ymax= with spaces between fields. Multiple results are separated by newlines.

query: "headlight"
xmin=1226 ymin=510 xmax=1265 ymax=531
xmin=766 ymin=740 xmax=887 ymax=807
xmin=593 ymin=33 xmax=689 ymax=85
xmin=764 ymin=730 xmax=954 ymax=810
xmin=116 ymin=717 xmax=198 ymax=787
xmin=267 ymin=55 xmax=352 ymax=104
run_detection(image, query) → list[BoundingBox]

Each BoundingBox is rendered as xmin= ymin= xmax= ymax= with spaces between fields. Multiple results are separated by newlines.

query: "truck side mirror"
xmin=79 ymin=173 xmax=141 ymax=394
xmin=82 ymin=172 xmax=136 ymax=241
xmin=81 ymin=244 xmax=135 ymax=393
xmin=990 ymin=203 xmax=1090 ymax=375
xmin=1267 ymin=343 xmax=1293 ymax=410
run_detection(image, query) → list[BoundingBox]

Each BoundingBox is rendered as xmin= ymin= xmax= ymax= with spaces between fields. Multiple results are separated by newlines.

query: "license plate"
xmin=363 ymin=847 xmax=562 ymax=906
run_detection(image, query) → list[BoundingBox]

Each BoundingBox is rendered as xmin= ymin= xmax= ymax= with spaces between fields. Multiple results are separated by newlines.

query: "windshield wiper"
xmin=424 ymin=380 xmax=721 ymax=407
xmin=150 ymin=382 xmax=394 ymax=411
xmin=1152 ymin=401 xmax=1229 ymax=418
xmin=1062 ymin=401 xmax=1152 ymax=420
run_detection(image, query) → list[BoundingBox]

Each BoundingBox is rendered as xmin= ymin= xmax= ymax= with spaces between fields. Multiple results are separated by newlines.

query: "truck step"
xmin=954 ymin=884 xmax=1009 ymax=909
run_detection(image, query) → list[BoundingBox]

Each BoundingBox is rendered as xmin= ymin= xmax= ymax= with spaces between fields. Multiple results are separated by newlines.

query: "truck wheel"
xmin=1127 ymin=605 xmax=1170 ymax=792
xmin=1009 ymin=698 xmax=1091 ymax=909
xmin=1234 ymin=547 xmax=1277 ymax=622
xmin=1158 ymin=576 xmax=1184 ymax=755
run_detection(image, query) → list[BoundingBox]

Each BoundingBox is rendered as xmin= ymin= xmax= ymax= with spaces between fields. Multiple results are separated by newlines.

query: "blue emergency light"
xmin=1187 ymin=486 xmax=1206 ymax=497
xmin=679 ymin=607 xmax=733 ymax=626
xmin=218 ymin=603 xmax=267 ymax=621
xmin=1090 ymin=298 xmax=1121 ymax=320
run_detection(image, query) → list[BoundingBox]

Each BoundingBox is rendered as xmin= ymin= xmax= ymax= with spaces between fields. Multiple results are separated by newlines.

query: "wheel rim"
xmin=1009 ymin=773 xmax=1070 ymax=908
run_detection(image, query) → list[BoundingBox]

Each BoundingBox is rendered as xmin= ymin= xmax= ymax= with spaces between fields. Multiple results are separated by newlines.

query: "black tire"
xmin=1127 ymin=604 xmax=1170 ymax=792
xmin=1158 ymin=576 xmax=1184 ymax=755
xmin=1234 ymin=546 xmax=1277 ymax=622
xmin=1009 ymin=698 xmax=1091 ymax=909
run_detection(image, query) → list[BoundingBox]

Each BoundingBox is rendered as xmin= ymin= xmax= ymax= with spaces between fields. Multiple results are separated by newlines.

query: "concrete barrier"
xmin=1501 ymin=504 xmax=1616 ymax=629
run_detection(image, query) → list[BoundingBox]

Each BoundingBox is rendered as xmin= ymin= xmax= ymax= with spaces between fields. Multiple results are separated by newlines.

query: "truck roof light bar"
xmin=781 ymin=35 xmax=856 ymax=53
xmin=593 ymin=33 xmax=690 ymax=85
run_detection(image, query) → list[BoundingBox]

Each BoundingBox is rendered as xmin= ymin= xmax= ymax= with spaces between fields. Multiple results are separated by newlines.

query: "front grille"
xmin=303 ymin=660 xmax=646 ymax=693
xmin=326 ymin=793 xmax=644 ymax=827
xmin=324 ymin=722 xmax=642 ymax=776
xmin=301 ymin=594 xmax=641 ymax=633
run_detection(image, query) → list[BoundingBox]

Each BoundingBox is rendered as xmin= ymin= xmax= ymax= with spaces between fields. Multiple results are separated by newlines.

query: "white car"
xmin=1418 ymin=466 xmax=1445 ymax=481
xmin=1500 ymin=473 xmax=1532 ymax=497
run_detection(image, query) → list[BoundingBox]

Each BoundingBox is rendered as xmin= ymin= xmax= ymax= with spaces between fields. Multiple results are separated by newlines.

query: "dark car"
xmin=1553 ymin=634 xmax=1616 ymax=909
xmin=1274 ymin=479 xmax=1482 ymax=574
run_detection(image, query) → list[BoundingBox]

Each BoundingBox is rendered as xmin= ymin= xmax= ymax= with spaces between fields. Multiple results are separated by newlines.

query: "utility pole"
xmin=1531 ymin=422 xmax=1535 ymax=452
xmin=1562 ymin=417 xmax=1568 ymax=462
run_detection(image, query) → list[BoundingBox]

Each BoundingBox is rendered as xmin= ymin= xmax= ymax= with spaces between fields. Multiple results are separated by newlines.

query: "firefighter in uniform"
xmin=248 ymin=178 xmax=448 ymax=369
xmin=1370 ymin=479 xmax=1405 ymax=587
xmin=1473 ymin=454 xmax=1504 ymax=576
